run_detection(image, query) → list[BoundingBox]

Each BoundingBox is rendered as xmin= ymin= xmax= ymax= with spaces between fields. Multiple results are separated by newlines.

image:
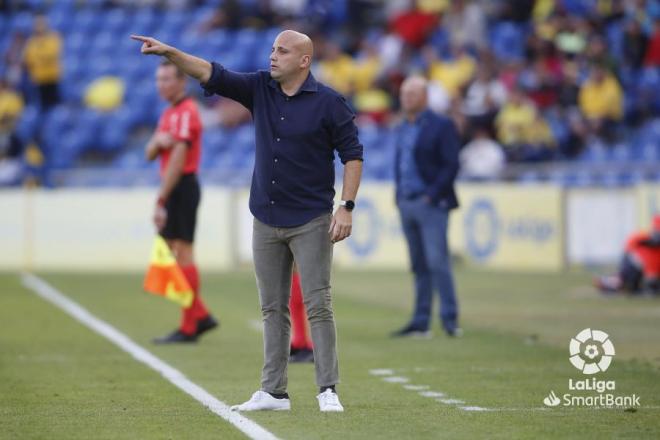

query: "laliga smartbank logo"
xmin=569 ymin=328 xmax=615 ymax=374
xmin=543 ymin=328 xmax=640 ymax=408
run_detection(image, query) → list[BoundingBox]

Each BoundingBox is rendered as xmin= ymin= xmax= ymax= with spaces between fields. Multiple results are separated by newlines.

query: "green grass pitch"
xmin=1 ymin=268 xmax=659 ymax=439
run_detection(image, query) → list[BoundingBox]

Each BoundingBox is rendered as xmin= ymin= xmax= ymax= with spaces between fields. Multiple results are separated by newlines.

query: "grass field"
xmin=2 ymin=268 xmax=660 ymax=439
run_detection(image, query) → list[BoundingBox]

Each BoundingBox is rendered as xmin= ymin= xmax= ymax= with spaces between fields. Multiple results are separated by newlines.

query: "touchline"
xmin=568 ymin=378 xmax=616 ymax=393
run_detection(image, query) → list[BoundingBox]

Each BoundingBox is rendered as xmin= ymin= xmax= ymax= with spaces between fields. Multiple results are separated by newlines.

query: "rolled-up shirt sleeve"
xmin=200 ymin=62 xmax=258 ymax=111
xmin=330 ymin=96 xmax=363 ymax=164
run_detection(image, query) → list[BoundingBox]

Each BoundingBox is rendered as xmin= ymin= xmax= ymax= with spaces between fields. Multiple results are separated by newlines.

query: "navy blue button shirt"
xmin=201 ymin=62 xmax=364 ymax=227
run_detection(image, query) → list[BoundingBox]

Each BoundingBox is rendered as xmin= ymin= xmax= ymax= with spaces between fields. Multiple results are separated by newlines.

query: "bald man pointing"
xmin=132 ymin=31 xmax=363 ymax=412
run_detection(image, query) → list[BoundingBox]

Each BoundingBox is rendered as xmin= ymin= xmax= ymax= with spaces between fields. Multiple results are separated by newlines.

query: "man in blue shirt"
xmin=391 ymin=76 xmax=461 ymax=338
xmin=132 ymin=30 xmax=363 ymax=412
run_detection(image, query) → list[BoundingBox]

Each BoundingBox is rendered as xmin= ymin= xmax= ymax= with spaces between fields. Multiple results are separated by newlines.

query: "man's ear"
xmin=300 ymin=55 xmax=311 ymax=69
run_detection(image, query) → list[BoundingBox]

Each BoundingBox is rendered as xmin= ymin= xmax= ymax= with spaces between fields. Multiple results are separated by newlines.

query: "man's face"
xmin=400 ymin=81 xmax=426 ymax=114
xmin=156 ymin=65 xmax=185 ymax=102
xmin=269 ymin=34 xmax=303 ymax=82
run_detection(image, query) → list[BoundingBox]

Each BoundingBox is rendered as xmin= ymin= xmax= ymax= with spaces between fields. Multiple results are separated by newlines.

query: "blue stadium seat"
xmin=203 ymin=127 xmax=233 ymax=154
xmin=429 ymin=28 xmax=450 ymax=58
xmin=72 ymin=9 xmax=103 ymax=35
xmin=65 ymin=31 xmax=87 ymax=58
xmin=232 ymin=124 xmax=256 ymax=151
xmin=608 ymin=143 xmax=631 ymax=162
xmin=104 ymin=8 xmax=129 ymax=34
xmin=130 ymin=8 xmax=161 ymax=35
xmin=92 ymin=32 xmax=117 ymax=54
xmin=605 ymin=21 xmax=624 ymax=61
xmin=16 ymin=106 xmax=41 ymax=143
xmin=48 ymin=8 xmax=73 ymax=33
xmin=490 ymin=22 xmax=525 ymax=61
xmin=9 ymin=12 xmax=33 ymax=34
xmin=578 ymin=142 xmax=608 ymax=163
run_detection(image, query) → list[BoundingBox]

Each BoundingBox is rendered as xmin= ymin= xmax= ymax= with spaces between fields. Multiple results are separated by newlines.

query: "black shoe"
xmin=153 ymin=329 xmax=198 ymax=344
xmin=290 ymin=348 xmax=314 ymax=363
xmin=390 ymin=324 xmax=431 ymax=338
xmin=196 ymin=315 xmax=219 ymax=337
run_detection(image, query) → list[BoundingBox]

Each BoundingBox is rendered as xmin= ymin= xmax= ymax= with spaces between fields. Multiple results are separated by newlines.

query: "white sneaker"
xmin=317 ymin=389 xmax=344 ymax=412
xmin=230 ymin=390 xmax=291 ymax=411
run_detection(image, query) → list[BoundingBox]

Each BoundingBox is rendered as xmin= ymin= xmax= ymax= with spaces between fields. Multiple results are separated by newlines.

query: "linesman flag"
xmin=143 ymin=235 xmax=193 ymax=308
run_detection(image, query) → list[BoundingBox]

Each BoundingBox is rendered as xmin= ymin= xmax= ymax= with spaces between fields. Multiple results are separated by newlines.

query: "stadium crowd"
xmin=0 ymin=0 xmax=659 ymax=186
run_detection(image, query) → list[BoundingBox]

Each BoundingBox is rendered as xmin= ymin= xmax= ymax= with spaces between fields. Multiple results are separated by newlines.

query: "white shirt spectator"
xmin=460 ymin=134 xmax=505 ymax=179
xmin=462 ymin=77 xmax=508 ymax=117
xmin=445 ymin=1 xmax=487 ymax=49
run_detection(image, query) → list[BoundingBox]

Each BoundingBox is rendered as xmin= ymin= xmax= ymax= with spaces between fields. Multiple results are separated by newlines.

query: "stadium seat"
xmin=72 ymin=9 xmax=103 ymax=35
xmin=16 ymin=106 xmax=41 ymax=143
xmin=9 ymin=12 xmax=33 ymax=34
xmin=104 ymin=8 xmax=129 ymax=34
xmin=490 ymin=22 xmax=525 ymax=61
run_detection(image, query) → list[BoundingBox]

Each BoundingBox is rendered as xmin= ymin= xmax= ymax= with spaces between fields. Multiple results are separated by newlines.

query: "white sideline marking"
xmin=248 ymin=319 xmax=263 ymax=333
xmin=382 ymin=376 xmax=410 ymax=383
xmin=403 ymin=385 xmax=430 ymax=391
xmin=439 ymin=399 xmax=465 ymax=405
xmin=460 ymin=406 xmax=492 ymax=412
xmin=419 ymin=391 xmax=446 ymax=398
xmin=369 ymin=369 xmax=394 ymax=376
xmin=21 ymin=273 xmax=280 ymax=440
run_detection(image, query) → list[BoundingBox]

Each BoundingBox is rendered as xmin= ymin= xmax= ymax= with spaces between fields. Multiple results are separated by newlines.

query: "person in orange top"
xmin=146 ymin=60 xmax=218 ymax=343
xmin=596 ymin=215 xmax=660 ymax=295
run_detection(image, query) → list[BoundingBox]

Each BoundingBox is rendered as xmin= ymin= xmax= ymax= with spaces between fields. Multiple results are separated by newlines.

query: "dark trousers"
xmin=398 ymin=197 xmax=458 ymax=331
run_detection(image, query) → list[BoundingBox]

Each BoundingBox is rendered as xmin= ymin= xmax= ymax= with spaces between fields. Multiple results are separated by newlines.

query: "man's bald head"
xmin=277 ymin=30 xmax=314 ymax=58
xmin=270 ymin=30 xmax=314 ymax=83
xmin=400 ymin=75 xmax=428 ymax=117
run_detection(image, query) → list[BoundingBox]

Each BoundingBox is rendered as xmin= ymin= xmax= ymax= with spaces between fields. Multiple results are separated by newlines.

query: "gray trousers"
xmin=253 ymin=213 xmax=339 ymax=394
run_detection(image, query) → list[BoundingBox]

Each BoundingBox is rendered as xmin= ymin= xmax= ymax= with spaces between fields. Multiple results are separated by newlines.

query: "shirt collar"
xmin=268 ymin=72 xmax=319 ymax=96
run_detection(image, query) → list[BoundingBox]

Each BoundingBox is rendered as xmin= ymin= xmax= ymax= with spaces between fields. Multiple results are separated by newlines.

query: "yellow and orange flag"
xmin=143 ymin=235 xmax=193 ymax=308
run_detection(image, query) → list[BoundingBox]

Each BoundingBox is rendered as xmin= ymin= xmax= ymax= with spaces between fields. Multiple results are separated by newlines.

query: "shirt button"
xmin=270 ymin=200 xmax=275 ymax=205
xmin=286 ymin=98 xmax=290 ymax=101
xmin=276 ymin=138 xmax=280 ymax=142
xmin=280 ymin=116 xmax=285 ymax=120
xmin=274 ymin=158 xmax=278 ymax=162
xmin=271 ymin=180 xmax=276 ymax=184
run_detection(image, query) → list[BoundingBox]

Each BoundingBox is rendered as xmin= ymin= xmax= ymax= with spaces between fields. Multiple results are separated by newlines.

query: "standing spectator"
xmin=623 ymin=19 xmax=649 ymax=70
xmin=390 ymin=0 xmax=439 ymax=48
xmin=461 ymin=64 xmax=508 ymax=134
xmin=444 ymin=0 xmax=487 ymax=50
xmin=427 ymin=45 xmax=476 ymax=99
xmin=23 ymin=15 xmax=62 ymax=110
xmin=578 ymin=62 xmax=623 ymax=140
xmin=495 ymin=86 xmax=538 ymax=151
xmin=391 ymin=75 xmax=461 ymax=338
xmin=316 ymin=40 xmax=355 ymax=95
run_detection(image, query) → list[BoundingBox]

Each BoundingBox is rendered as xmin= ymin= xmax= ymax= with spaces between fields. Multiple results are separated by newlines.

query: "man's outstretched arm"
xmin=131 ymin=35 xmax=212 ymax=83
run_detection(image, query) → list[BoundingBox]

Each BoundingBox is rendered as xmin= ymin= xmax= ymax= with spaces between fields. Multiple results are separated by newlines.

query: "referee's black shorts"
xmin=161 ymin=173 xmax=200 ymax=243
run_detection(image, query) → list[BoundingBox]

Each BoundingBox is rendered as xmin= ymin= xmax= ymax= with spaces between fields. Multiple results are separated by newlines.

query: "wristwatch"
xmin=339 ymin=200 xmax=355 ymax=211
